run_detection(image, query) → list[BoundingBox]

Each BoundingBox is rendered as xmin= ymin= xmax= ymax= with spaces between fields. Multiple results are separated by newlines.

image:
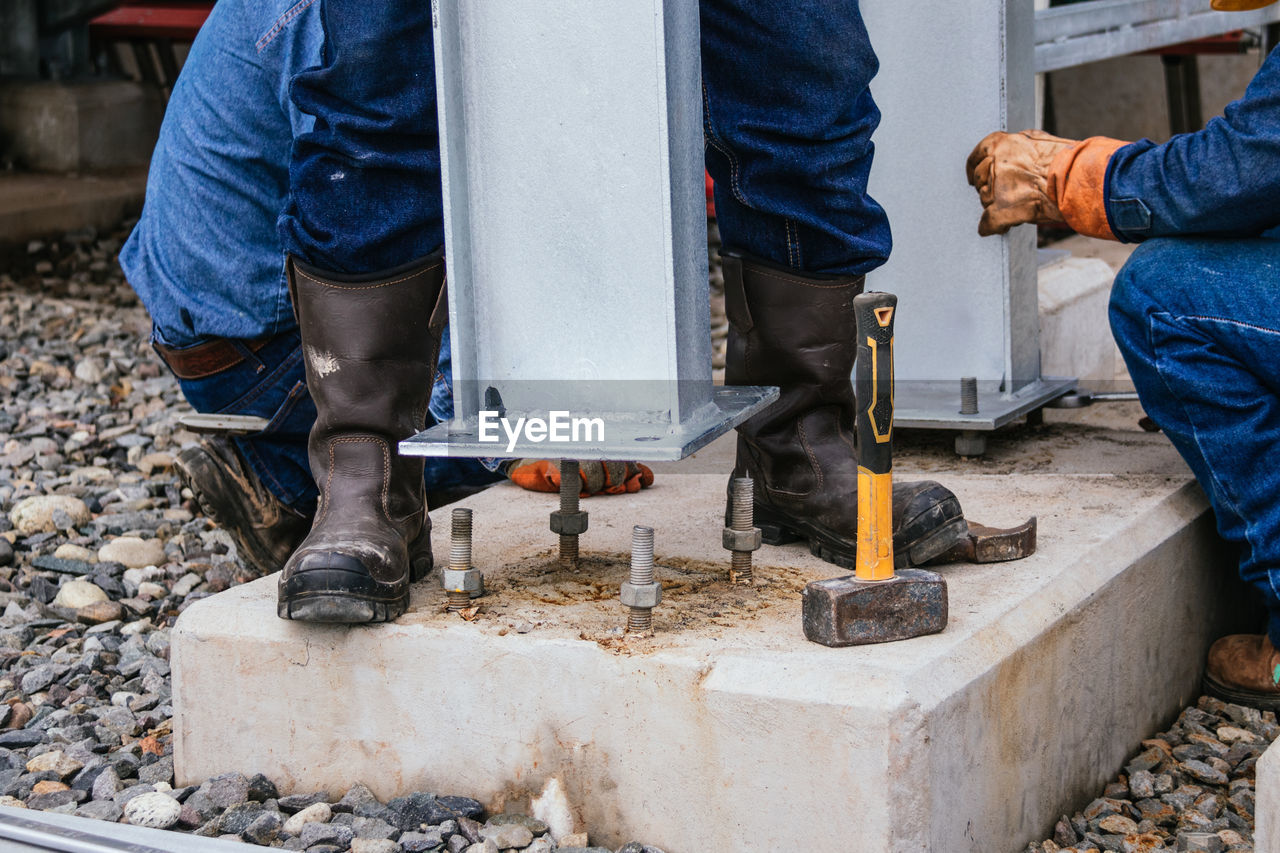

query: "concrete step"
xmin=0 ymin=169 xmax=146 ymax=246
xmin=171 ymin=411 xmax=1252 ymax=852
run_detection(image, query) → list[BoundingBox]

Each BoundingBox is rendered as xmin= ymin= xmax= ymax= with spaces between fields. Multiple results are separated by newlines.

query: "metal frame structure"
xmin=1036 ymin=0 xmax=1280 ymax=72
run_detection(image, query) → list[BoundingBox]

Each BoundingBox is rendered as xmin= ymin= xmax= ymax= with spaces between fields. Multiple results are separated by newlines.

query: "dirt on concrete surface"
xmin=405 ymin=548 xmax=819 ymax=655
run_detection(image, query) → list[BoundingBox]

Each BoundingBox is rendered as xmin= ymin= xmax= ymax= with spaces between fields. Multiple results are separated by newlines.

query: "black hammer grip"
xmin=854 ymin=291 xmax=897 ymax=476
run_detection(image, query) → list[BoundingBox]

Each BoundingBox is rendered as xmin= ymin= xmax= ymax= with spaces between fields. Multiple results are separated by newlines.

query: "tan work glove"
xmin=966 ymin=130 xmax=1075 ymax=236
xmin=967 ymin=130 xmax=1130 ymax=241
xmin=503 ymin=459 xmax=655 ymax=497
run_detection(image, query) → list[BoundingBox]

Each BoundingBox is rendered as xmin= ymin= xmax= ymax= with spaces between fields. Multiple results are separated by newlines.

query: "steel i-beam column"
xmin=402 ymin=0 xmax=776 ymax=463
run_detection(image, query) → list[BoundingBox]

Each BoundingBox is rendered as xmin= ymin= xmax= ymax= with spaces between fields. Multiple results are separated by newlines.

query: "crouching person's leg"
xmin=155 ymin=329 xmax=316 ymax=575
xmin=1110 ymin=235 xmax=1280 ymax=708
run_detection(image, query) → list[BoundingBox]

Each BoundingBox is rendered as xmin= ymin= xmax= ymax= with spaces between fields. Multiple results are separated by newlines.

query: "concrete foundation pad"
xmin=0 ymin=170 xmax=146 ymax=245
xmin=173 ymin=414 xmax=1252 ymax=851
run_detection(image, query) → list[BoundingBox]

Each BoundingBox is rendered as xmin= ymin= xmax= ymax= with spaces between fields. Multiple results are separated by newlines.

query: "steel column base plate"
xmin=399 ymin=385 xmax=779 ymax=463
xmin=893 ymin=377 xmax=1076 ymax=432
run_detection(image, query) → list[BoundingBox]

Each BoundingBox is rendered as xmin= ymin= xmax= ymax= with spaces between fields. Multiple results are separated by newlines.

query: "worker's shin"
xmin=722 ymin=252 xmax=968 ymax=570
xmin=277 ymin=253 xmax=446 ymax=623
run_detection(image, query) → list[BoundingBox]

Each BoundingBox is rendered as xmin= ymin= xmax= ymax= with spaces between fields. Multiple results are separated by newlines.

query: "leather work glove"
xmin=503 ymin=459 xmax=655 ymax=497
xmin=965 ymin=129 xmax=1075 ymax=236
xmin=966 ymin=129 xmax=1129 ymax=241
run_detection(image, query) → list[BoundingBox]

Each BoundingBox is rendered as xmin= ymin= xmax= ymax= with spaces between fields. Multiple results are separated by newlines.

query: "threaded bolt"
xmin=722 ymin=477 xmax=762 ymax=584
xmin=449 ymin=508 xmax=472 ymax=572
xmin=730 ymin=477 xmax=753 ymax=583
xmin=627 ymin=525 xmax=655 ymax=633
xmin=559 ymin=458 xmax=580 ymax=567
xmin=959 ymin=376 xmax=979 ymax=415
xmin=447 ymin=508 xmax=473 ymax=613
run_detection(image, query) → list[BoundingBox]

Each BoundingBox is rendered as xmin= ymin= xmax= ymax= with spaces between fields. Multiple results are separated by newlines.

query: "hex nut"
xmin=722 ymin=527 xmax=762 ymax=552
xmin=442 ymin=568 xmax=483 ymax=596
xmin=620 ymin=581 xmax=661 ymax=609
xmin=549 ymin=510 xmax=588 ymax=536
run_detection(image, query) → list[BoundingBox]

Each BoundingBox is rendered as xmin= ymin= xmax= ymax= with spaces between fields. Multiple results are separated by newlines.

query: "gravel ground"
xmin=0 ymin=223 xmax=1272 ymax=853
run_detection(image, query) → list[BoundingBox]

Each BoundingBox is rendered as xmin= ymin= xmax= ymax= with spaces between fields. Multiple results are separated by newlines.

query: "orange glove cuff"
xmin=1047 ymin=137 xmax=1129 ymax=241
xmin=507 ymin=460 xmax=562 ymax=493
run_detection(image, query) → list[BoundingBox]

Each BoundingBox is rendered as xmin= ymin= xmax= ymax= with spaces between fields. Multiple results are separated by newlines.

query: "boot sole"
xmin=757 ymin=506 xmax=969 ymax=570
xmin=277 ymin=546 xmax=432 ymax=625
xmin=1202 ymin=672 xmax=1280 ymax=712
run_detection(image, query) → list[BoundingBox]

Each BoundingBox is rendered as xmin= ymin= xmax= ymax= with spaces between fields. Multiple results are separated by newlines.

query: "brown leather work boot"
xmin=1204 ymin=633 xmax=1280 ymax=710
xmin=176 ymin=437 xmax=311 ymax=576
xmin=276 ymin=253 xmax=447 ymax=623
xmin=722 ymin=252 xmax=968 ymax=570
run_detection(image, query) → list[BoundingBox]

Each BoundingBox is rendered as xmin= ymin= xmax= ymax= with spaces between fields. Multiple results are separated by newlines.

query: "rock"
xmin=400 ymin=830 xmax=446 ymax=852
xmin=335 ymin=783 xmax=380 ymax=814
xmin=1097 ymin=814 xmax=1138 ymax=835
xmin=21 ymin=664 xmax=61 ymax=694
xmin=30 ymin=556 xmax=93 ymax=576
xmin=245 ymin=772 xmax=278 ymax=802
xmin=52 ymin=580 xmax=108 ymax=610
xmin=243 ymin=810 xmax=284 ymax=845
xmin=1216 ymin=726 xmax=1260 ymax=745
xmin=352 ymin=816 xmax=398 ymax=840
xmin=488 ymin=812 xmax=549 ymax=836
xmin=559 ymin=833 xmax=589 ymax=847
xmin=77 ymin=601 xmax=125 ymax=625
xmin=216 ymin=801 xmax=270 ymax=835
xmin=10 ymin=496 xmax=91 ymax=535
xmin=199 ymin=771 xmax=249 ymax=808
xmin=31 ymin=781 xmax=70 ymax=796
xmin=1129 ymin=769 xmax=1156 ymax=799
xmin=1182 ymin=759 xmax=1229 ymax=786
xmin=76 ymin=799 xmax=123 ymax=821
xmin=526 ymin=839 xmax=555 ymax=853
xmin=27 ymin=789 xmax=84 ymax=810
xmin=278 ymin=791 xmax=330 ymax=813
xmin=25 ymin=751 xmax=82 ymax=779
xmin=464 ymin=841 xmax=499 ymax=853
xmin=0 ymin=540 xmax=12 ymax=568
xmin=480 ymin=822 xmax=533 ymax=849
xmin=136 ymin=453 xmax=174 ymax=476
xmin=300 ymin=821 xmax=355 ymax=848
xmin=138 ymin=756 xmax=173 ymax=786
xmin=283 ymin=800 xmax=332 ymax=836
xmin=97 ymin=537 xmax=166 ymax=569
xmin=123 ymin=791 xmax=181 ymax=828
xmin=351 ymin=841 xmax=402 ymax=853
xmin=0 ymin=796 xmax=25 ymax=809
xmin=92 ymin=766 xmax=123 ymax=800
xmin=53 ymin=544 xmax=95 ymax=562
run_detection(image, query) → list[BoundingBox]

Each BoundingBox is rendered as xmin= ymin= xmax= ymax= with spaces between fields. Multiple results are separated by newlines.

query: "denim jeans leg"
xmin=700 ymin=0 xmax=891 ymax=275
xmin=1109 ymin=236 xmax=1280 ymax=644
xmin=279 ymin=0 xmax=443 ymax=274
xmin=161 ymin=330 xmax=319 ymax=515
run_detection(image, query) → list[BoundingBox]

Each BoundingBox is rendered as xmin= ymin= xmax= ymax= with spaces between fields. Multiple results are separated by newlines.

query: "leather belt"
xmin=152 ymin=337 xmax=271 ymax=380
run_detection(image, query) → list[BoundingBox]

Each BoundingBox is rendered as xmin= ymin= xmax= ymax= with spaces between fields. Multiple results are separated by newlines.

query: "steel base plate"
xmin=399 ymin=385 xmax=778 ymax=462
xmin=894 ymin=376 xmax=1076 ymax=432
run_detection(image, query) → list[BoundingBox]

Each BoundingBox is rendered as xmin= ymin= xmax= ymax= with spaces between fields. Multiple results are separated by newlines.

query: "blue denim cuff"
xmin=1104 ymin=142 xmax=1152 ymax=244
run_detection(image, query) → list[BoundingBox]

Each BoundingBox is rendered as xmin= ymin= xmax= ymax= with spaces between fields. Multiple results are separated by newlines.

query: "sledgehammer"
xmin=801 ymin=292 xmax=948 ymax=647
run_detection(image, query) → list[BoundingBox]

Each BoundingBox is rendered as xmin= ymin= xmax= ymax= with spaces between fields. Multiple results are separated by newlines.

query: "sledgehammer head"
xmin=802 ymin=569 xmax=947 ymax=647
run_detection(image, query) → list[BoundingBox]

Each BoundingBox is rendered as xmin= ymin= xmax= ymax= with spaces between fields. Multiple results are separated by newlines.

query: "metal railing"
xmin=1035 ymin=0 xmax=1280 ymax=71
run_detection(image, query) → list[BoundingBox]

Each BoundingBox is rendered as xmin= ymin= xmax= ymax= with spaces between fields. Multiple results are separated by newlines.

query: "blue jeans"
xmin=123 ymin=0 xmax=890 ymax=506
xmin=277 ymin=0 xmax=890 ymax=276
xmin=1110 ymin=236 xmax=1280 ymax=645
